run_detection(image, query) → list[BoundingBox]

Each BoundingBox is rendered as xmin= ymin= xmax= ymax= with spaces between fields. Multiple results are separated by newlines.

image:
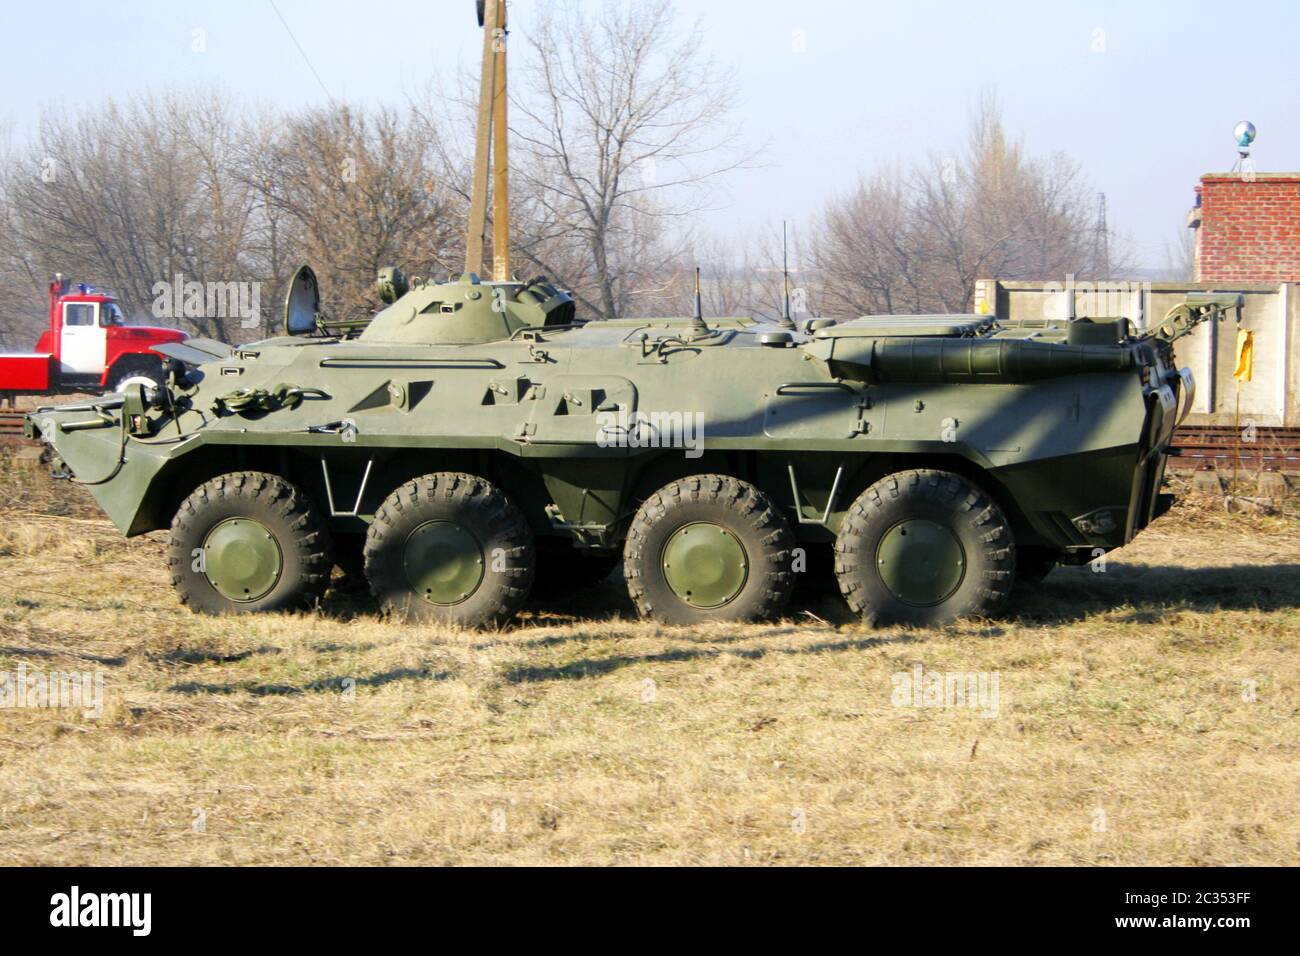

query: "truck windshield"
xmin=102 ymin=302 xmax=125 ymax=326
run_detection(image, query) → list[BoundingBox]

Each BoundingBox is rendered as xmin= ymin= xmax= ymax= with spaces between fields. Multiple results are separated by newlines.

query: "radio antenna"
xmin=777 ymin=220 xmax=795 ymax=329
xmin=689 ymin=266 xmax=706 ymax=330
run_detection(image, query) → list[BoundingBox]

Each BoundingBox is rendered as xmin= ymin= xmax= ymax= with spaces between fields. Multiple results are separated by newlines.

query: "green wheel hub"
xmin=202 ymin=518 xmax=284 ymax=602
xmin=661 ymin=521 xmax=748 ymax=608
xmin=875 ymin=518 xmax=966 ymax=606
xmin=403 ymin=520 xmax=485 ymax=605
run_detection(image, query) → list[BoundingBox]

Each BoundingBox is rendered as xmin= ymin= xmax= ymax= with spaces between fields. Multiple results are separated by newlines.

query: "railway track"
xmin=1169 ymin=425 xmax=1300 ymax=471
xmin=0 ymin=411 xmax=27 ymax=437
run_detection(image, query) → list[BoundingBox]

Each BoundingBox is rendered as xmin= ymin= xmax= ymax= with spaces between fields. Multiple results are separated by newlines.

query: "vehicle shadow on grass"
xmin=485 ymin=620 xmax=847 ymax=653
xmin=167 ymin=666 xmax=453 ymax=697
xmin=502 ymin=631 xmax=916 ymax=685
xmin=525 ymin=562 xmax=1300 ymax=632
xmin=1011 ymin=562 xmax=1300 ymax=625
xmin=153 ymin=644 xmax=284 ymax=666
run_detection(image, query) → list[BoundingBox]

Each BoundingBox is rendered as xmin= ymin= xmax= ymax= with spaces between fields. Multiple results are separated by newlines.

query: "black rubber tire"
xmin=834 ymin=469 xmax=1015 ymax=626
xmin=365 ymin=472 xmax=534 ymax=626
xmin=533 ymin=541 xmax=621 ymax=595
xmin=168 ymin=471 xmax=334 ymax=615
xmin=108 ymin=356 xmax=164 ymax=393
xmin=624 ymin=474 xmax=794 ymax=625
xmin=1015 ymin=546 xmax=1058 ymax=586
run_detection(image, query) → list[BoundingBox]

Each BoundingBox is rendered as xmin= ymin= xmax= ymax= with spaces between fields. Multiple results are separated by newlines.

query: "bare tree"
xmin=0 ymin=122 xmax=49 ymax=347
xmin=261 ymin=104 xmax=462 ymax=325
xmin=1 ymin=92 xmax=272 ymax=342
xmin=0 ymin=91 xmax=463 ymax=344
xmin=510 ymin=0 xmax=752 ymax=318
xmin=656 ymin=224 xmax=815 ymax=321
xmin=814 ymin=94 xmax=1129 ymax=317
xmin=816 ymin=167 xmax=929 ymax=316
xmin=1162 ymin=225 xmax=1197 ymax=281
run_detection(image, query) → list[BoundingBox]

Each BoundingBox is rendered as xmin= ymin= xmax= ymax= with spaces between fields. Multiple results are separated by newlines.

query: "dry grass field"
xmin=0 ymin=442 xmax=1296 ymax=866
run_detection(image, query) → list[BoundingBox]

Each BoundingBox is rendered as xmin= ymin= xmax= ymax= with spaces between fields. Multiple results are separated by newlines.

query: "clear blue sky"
xmin=2 ymin=0 xmax=1296 ymax=269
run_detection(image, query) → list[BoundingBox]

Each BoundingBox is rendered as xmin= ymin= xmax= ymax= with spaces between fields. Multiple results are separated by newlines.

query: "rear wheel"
xmin=364 ymin=472 xmax=534 ymax=626
xmin=168 ymin=471 xmax=333 ymax=614
xmin=624 ymin=474 xmax=794 ymax=624
xmin=834 ymin=469 xmax=1015 ymax=626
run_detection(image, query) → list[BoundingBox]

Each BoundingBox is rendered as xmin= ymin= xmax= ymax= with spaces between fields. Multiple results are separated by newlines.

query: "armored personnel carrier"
xmin=22 ymin=2 xmax=1243 ymax=628
xmin=26 ymin=274 xmax=1239 ymax=627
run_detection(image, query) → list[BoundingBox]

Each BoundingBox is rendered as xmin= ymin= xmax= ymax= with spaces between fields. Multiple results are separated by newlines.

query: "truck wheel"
xmin=364 ymin=472 xmax=534 ymax=627
xmin=624 ymin=474 xmax=794 ymax=625
xmin=834 ymin=469 xmax=1015 ymax=626
xmin=168 ymin=471 xmax=334 ymax=614
xmin=108 ymin=357 xmax=164 ymax=393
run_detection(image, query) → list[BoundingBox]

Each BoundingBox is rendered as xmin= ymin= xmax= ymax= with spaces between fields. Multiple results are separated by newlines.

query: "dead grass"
xmin=0 ymin=453 xmax=1296 ymax=866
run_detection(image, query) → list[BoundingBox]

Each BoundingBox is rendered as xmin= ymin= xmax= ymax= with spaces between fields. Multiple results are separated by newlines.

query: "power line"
xmin=267 ymin=0 xmax=335 ymax=105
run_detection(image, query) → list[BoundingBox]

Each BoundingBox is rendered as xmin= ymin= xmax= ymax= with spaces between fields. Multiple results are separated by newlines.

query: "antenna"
xmin=689 ymin=266 xmax=706 ymax=330
xmin=777 ymin=220 xmax=795 ymax=329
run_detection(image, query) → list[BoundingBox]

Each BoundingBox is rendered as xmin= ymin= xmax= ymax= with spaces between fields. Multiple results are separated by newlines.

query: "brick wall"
xmin=1193 ymin=173 xmax=1300 ymax=282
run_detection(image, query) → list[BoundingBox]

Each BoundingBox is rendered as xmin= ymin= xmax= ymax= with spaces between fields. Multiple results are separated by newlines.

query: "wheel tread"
xmin=365 ymin=471 xmax=533 ymax=626
xmin=167 ymin=470 xmax=332 ymax=612
xmin=833 ymin=468 xmax=1015 ymax=624
xmin=624 ymin=474 xmax=794 ymax=623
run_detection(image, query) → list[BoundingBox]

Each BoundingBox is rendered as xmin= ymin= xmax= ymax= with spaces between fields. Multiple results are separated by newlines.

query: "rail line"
xmin=1169 ymin=425 xmax=1300 ymax=471
xmin=0 ymin=411 xmax=26 ymax=437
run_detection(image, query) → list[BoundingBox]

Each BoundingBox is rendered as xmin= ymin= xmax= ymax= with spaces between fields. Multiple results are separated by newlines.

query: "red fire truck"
xmin=0 ymin=275 xmax=187 ymax=403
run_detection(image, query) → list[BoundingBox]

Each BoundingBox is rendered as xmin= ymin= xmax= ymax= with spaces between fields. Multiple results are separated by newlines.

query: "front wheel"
xmin=108 ymin=357 xmax=164 ymax=393
xmin=834 ymin=469 xmax=1015 ymax=626
xmin=364 ymin=472 xmax=534 ymax=627
xmin=623 ymin=474 xmax=794 ymax=624
xmin=168 ymin=471 xmax=334 ymax=614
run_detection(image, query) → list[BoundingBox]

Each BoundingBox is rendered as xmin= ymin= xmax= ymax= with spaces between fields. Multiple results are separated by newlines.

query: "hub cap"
xmin=876 ymin=518 xmax=965 ymax=606
xmin=202 ymin=518 xmax=283 ymax=602
xmin=404 ymin=520 xmax=484 ymax=605
xmin=661 ymin=522 xmax=748 ymax=608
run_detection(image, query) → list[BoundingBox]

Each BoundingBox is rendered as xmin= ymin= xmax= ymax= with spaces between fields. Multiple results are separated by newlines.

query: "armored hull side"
xmin=32 ymin=310 xmax=1180 ymax=574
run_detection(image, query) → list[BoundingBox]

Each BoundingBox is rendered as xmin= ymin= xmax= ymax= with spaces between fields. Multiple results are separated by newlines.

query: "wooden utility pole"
xmin=465 ymin=0 xmax=498 ymax=277
xmin=491 ymin=0 xmax=510 ymax=281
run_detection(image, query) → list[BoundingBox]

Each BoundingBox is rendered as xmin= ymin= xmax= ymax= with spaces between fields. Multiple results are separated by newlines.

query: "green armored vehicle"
xmin=26 ymin=274 xmax=1238 ymax=627
xmin=22 ymin=3 xmax=1242 ymax=629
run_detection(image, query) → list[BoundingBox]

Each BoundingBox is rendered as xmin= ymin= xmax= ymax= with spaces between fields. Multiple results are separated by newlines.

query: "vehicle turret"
xmin=361 ymin=273 xmax=575 ymax=346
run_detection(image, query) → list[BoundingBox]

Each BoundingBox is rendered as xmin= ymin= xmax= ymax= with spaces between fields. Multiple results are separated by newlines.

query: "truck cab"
xmin=1 ymin=275 xmax=188 ymax=401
